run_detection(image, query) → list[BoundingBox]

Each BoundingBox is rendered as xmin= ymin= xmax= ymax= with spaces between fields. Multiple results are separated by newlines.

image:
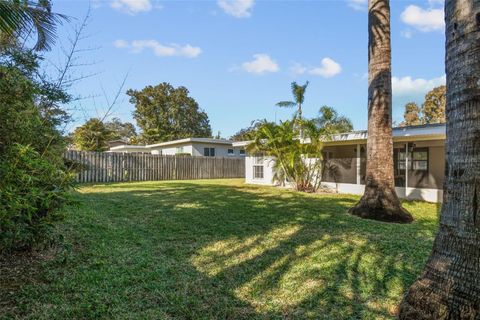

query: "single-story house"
xmin=109 ymin=137 xmax=246 ymax=157
xmin=107 ymin=139 xmax=130 ymax=148
xmin=233 ymin=123 xmax=446 ymax=203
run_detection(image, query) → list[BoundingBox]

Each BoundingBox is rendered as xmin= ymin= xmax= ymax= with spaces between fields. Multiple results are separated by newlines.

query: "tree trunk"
xmin=349 ymin=0 xmax=412 ymax=223
xmin=399 ymin=1 xmax=480 ymax=318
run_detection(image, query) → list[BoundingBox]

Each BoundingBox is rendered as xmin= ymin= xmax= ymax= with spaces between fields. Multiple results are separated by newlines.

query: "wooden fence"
xmin=64 ymin=150 xmax=245 ymax=183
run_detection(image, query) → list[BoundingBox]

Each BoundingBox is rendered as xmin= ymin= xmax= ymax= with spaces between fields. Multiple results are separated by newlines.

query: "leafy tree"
xmin=276 ymin=81 xmax=309 ymax=119
xmin=314 ymin=105 xmax=353 ymax=134
xmin=105 ymin=117 xmax=137 ymax=141
xmin=72 ymin=118 xmax=112 ymax=152
xmin=0 ymin=46 xmax=73 ymax=253
xmin=0 ymin=0 xmax=66 ymax=51
xmin=349 ymin=0 xmax=412 ymax=223
xmin=422 ymin=85 xmax=446 ymax=124
xmin=400 ymin=102 xmax=422 ymax=126
xmin=128 ymin=82 xmax=212 ymax=143
xmin=400 ymin=86 xmax=445 ymax=126
xmin=399 ymin=1 xmax=480 ymax=318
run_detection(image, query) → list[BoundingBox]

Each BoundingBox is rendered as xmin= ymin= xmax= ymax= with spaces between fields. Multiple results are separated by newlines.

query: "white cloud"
xmin=113 ymin=39 xmax=129 ymax=48
xmin=290 ymin=62 xmax=307 ymax=76
xmin=217 ymin=0 xmax=255 ymax=18
xmin=309 ymin=58 xmax=342 ymax=78
xmin=241 ymin=54 xmax=279 ymax=75
xmin=348 ymin=0 xmax=367 ymax=11
xmin=392 ymin=75 xmax=446 ymax=96
xmin=110 ymin=0 xmax=153 ymax=14
xmin=401 ymin=5 xmax=444 ymax=32
xmin=114 ymin=39 xmax=202 ymax=58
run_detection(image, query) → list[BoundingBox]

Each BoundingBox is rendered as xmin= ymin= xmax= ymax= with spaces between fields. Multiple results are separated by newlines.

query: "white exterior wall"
xmin=245 ymin=155 xmax=276 ymax=185
xmin=149 ymin=143 xmax=244 ymax=157
xmin=245 ymin=152 xmax=443 ymax=203
xmin=150 ymin=144 xmax=193 ymax=155
xmin=191 ymin=143 xmax=241 ymax=157
xmin=320 ymin=182 xmax=443 ymax=203
xmin=109 ymin=147 xmax=150 ymax=153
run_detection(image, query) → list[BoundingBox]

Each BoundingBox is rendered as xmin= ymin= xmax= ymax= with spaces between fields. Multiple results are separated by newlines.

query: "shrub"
xmin=0 ymin=144 xmax=75 ymax=253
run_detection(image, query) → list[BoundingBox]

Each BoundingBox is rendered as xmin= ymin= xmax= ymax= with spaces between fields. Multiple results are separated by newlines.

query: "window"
xmin=228 ymin=149 xmax=234 ymax=155
xmin=253 ymin=153 xmax=264 ymax=179
xmin=176 ymin=147 xmax=184 ymax=154
xmin=204 ymin=147 xmax=215 ymax=157
xmin=412 ymin=149 xmax=428 ymax=171
xmin=396 ymin=148 xmax=428 ymax=171
xmin=239 ymin=149 xmax=245 ymax=155
xmin=253 ymin=165 xmax=264 ymax=179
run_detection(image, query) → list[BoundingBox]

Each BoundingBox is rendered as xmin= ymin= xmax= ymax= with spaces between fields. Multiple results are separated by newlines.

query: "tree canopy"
xmin=276 ymin=81 xmax=309 ymax=119
xmin=128 ymin=82 xmax=212 ymax=144
xmin=105 ymin=117 xmax=137 ymax=141
xmin=314 ymin=105 xmax=353 ymax=134
xmin=72 ymin=118 xmax=111 ymax=152
xmin=400 ymin=85 xmax=446 ymax=126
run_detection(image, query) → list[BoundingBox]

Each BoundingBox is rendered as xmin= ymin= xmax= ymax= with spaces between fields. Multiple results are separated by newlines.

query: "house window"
xmin=239 ymin=149 xmax=245 ymax=155
xmin=412 ymin=148 xmax=428 ymax=171
xmin=253 ymin=153 xmax=264 ymax=179
xmin=253 ymin=165 xmax=264 ymax=179
xmin=228 ymin=149 xmax=234 ymax=155
xmin=396 ymin=148 xmax=428 ymax=171
xmin=204 ymin=147 xmax=215 ymax=157
xmin=176 ymin=147 xmax=184 ymax=154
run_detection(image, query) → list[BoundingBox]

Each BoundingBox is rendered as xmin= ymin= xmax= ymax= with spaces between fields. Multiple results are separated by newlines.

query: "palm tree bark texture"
xmin=399 ymin=1 xmax=480 ymax=319
xmin=349 ymin=0 xmax=413 ymax=223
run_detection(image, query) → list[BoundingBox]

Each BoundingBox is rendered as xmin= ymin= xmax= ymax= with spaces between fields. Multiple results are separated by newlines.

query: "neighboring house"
xmin=233 ymin=123 xmax=446 ymax=203
xmin=109 ymin=138 xmax=246 ymax=157
xmin=108 ymin=139 xmax=130 ymax=148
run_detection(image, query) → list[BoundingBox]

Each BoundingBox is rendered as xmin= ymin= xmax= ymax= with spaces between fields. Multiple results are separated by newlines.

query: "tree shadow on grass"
xmin=5 ymin=180 xmax=439 ymax=319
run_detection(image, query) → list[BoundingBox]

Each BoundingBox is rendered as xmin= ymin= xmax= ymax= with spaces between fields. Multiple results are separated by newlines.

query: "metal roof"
xmin=232 ymin=123 xmax=446 ymax=147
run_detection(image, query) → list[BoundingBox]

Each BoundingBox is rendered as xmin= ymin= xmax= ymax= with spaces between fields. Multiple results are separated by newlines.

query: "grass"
xmin=1 ymin=179 xmax=440 ymax=319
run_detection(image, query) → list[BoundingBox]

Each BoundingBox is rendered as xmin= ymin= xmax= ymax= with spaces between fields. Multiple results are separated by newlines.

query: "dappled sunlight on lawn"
xmin=6 ymin=179 xmax=440 ymax=319
xmin=191 ymin=224 xmax=301 ymax=277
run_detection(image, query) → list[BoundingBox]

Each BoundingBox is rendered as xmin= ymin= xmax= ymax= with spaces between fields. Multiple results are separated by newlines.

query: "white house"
xmin=233 ymin=123 xmax=446 ymax=203
xmin=109 ymin=138 xmax=245 ymax=157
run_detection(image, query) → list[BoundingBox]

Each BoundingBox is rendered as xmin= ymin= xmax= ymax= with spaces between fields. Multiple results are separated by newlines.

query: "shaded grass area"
xmin=1 ymin=179 xmax=440 ymax=319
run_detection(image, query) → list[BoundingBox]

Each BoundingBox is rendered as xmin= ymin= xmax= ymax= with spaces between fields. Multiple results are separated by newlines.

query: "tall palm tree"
xmin=348 ymin=0 xmax=412 ymax=223
xmin=399 ymin=1 xmax=480 ymax=318
xmin=276 ymin=81 xmax=309 ymax=119
xmin=0 ymin=0 xmax=65 ymax=51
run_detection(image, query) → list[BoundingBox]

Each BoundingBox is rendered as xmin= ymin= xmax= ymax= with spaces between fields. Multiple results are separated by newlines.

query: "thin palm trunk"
xmin=399 ymin=1 xmax=480 ymax=318
xmin=349 ymin=0 xmax=412 ymax=223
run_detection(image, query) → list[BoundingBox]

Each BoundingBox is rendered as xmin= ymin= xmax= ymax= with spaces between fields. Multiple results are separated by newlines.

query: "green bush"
xmin=0 ymin=144 xmax=75 ymax=252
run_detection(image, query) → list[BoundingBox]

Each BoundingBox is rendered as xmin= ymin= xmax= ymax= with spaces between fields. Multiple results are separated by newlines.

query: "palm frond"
xmin=0 ymin=0 xmax=67 ymax=51
xmin=276 ymin=101 xmax=296 ymax=108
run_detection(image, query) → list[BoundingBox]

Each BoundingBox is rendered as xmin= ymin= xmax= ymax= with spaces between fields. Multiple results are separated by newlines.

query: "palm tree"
xmin=0 ymin=0 xmax=65 ymax=51
xmin=348 ymin=0 xmax=412 ymax=223
xmin=399 ymin=1 xmax=480 ymax=318
xmin=247 ymin=118 xmax=325 ymax=192
xmin=276 ymin=81 xmax=309 ymax=119
xmin=315 ymin=105 xmax=353 ymax=134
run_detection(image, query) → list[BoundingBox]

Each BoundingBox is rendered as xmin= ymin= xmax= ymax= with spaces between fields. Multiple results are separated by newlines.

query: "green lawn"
xmin=1 ymin=179 xmax=440 ymax=319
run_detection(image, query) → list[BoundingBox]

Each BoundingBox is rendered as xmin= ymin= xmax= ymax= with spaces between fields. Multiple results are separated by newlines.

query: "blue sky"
xmin=49 ymin=0 xmax=446 ymax=138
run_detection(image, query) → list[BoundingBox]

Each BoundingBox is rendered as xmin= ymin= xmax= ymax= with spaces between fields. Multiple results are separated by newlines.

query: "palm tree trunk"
xmin=399 ymin=1 xmax=480 ymax=318
xmin=349 ymin=0 xmax=412 ymax=223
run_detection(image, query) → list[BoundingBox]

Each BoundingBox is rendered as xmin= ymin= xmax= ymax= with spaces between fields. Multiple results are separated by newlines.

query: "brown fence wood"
xmin=64 ymin=151 xmax=245 ymax=183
